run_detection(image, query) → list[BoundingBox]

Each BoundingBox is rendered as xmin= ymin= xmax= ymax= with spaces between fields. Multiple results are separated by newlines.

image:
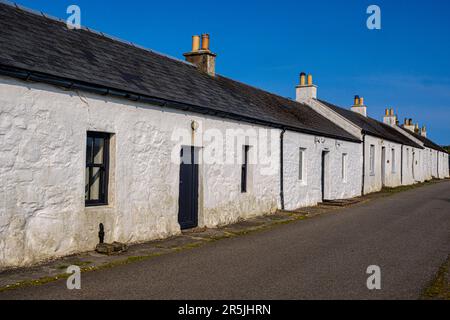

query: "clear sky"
xmin=12 ymin=0 xmax=450 ymax=145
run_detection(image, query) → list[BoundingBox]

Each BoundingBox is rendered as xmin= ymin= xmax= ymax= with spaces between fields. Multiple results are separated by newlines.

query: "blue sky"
xmin=13 ymin=0 xmax=450 ymax=145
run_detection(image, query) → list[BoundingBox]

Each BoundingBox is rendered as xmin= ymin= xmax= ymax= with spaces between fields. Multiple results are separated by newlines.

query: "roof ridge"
xmin=0 ymin=0 xmax=197 ymax=68
xmin=2 ymin=0 xmax=314 ymax=113
xmin=399 ymin=126 xmax=446 ymax=152
xmin=318 ymin=99 xmax=424 ymax=148
xmin=319 ymin=98 xmax=394 ymax=129
xmin=0 ymin=1 xmax=360 ymax=142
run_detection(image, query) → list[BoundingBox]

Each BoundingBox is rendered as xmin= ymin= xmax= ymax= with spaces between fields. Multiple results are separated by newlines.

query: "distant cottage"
xmin=0 ymin=2 xmax=448 ymax=268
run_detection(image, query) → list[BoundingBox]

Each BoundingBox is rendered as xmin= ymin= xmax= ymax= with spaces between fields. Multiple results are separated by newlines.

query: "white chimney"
xmin=383 ymin=108 xmax=397 ymax=126
xmin=421 ymin=125 xmax=427 ymax=138
xmin=350 ymin=95 xmax=367 ymax=117
xmin=295 ymin=72 xmax=317 ymax=101
xmin=402 ymin=118 xmax=415 ymax=132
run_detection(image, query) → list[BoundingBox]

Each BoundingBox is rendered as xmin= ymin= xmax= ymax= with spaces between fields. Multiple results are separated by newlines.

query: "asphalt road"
xmin=1 ymin=181 xmax=450 ymax=300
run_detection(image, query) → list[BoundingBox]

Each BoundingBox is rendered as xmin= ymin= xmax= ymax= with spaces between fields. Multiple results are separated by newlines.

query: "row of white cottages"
xmin=0 ymin=3 xmax=448 ymax=268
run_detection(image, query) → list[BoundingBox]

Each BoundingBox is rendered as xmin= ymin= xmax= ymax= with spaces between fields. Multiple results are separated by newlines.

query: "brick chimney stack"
xmin=184 ymin=34 xmax=217 ymax=76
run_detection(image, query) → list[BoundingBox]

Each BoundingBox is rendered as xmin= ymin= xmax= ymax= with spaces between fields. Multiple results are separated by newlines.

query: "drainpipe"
xmin=361 ymin=134 xmax=366 ymax=196
xmin=280 ymin=129 xmax=286 ymax=210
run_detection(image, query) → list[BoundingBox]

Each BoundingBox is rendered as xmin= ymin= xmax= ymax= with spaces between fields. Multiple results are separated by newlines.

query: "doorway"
xmin=381 ymin=147 xmax=386 ymax=187
xmin=321 ymin=151 xmax=329 ymax=201
xmin=178 ymin=146 xmax=199 ymax=230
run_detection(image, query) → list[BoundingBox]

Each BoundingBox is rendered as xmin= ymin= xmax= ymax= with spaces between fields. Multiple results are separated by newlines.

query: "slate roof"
xmin=0 ymin=2 xmax=359 ymax=142
xmin=318 ymin=99 xmax=423 ymax=149
xmin=398 ymin=127 xmax=447 ymax=153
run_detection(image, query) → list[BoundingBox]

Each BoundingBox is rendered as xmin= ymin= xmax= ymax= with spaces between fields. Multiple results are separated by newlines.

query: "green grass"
xmin=421 ymin=255 xmax=450 ymax=300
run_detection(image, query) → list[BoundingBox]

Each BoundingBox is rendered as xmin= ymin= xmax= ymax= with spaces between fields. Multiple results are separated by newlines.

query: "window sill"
xmin=85 ymin=204 xmax=115 ymax=213
xmin=85 ymin=203 xmax=109 ymax=208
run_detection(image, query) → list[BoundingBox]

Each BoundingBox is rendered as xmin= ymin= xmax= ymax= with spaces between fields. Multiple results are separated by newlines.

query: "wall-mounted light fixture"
xmin=191 ymin=120 xmax=199 ymax=132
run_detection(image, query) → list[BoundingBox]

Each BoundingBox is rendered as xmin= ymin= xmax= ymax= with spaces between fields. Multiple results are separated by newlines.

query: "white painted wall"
xmin=298 ymin=99 xmax=363 ymax=140
xmin=431 ymin=149 xmax=439 ymax=178
xmin=444 ymin=153 xmax=450 ymax=178
xmin=400 ymin=146 xmax=425 ymax=185
xmin=363 ymin=135 xmax=403 ymax=194
xmin=1 ymin=75 xmax=446 ymax=269
xmin=437 ymin=151 xmax=449 ymax=179
xmin=0 ymin=76 xmax=282 ymax=268
xmin=283 ymin=131 xmax=362 ymax=210
xmin=423 ymin=148 xmax=449 ymax=180
xmin=421 ymin=148 xmax=432 ymax=181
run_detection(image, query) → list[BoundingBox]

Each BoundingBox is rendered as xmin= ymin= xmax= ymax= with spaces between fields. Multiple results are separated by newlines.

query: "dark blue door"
xmin=178 ymin=146 xmax=199 ymax=230
xmin=321 ymin=151 xmax=328 ymax=201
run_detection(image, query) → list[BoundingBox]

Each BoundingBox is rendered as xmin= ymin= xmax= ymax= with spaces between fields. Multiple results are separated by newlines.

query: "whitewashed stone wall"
xmin=298 ymin=98 xmax=362 ymax=140
xmin=0 ymin=76 xmax=281 ymax=268
xmin=363 ymin=136 xmax=402 ymax=194
xmin=400 ymin=146 xmax=425 ymax=185
xmin=422 ymin=148 xmax=433 ymax=181
xmin=1 ymin=74 xmax=446 ymax=269
xmin=283 ymin=131 xmax=362 ymax=210
xmin=445 ymin=153 xmax=450 ymax=178
xmin=431 ymin=150 xmax=438 ymax=178
xmin=444 ymin=153 xmax=450 ymax=178
xmin=437 ymin=151 xmax=449 ymax=178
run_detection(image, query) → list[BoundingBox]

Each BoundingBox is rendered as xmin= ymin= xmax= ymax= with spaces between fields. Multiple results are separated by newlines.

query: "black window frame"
xmin=85 ymin=131 xmax=110 ymax=207
xmin=241 ymin=145 xmax=250 ymax=193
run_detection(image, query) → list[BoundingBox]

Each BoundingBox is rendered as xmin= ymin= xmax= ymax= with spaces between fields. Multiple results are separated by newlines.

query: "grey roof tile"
xmin=398 ymin=127 xmax=447 ymax=153
xmin=0 ymin=2 xmax=359 ymax=142
xmin=318 ymin=99 xmax=423 ymax=149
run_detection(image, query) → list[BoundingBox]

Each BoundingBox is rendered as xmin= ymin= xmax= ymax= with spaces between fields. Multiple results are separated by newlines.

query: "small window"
xmin=369 ymin=145 xmax=375 ymax=175
xmin=342 ymin=153 xmax=348 ymax=182
xmin=85 ymin=132 xmax=110 ymax=206
xmin=406 ymin=148 xmax=410 ymax=167
xmin=391 ymin=149 xmax=396 ymax=173
xmin=241 ymin=145 xmax=250 ymax=193
xmin=299 ymin=148 xmax=306 ymax=181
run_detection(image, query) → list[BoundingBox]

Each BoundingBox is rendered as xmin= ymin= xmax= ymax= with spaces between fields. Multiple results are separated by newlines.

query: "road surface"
xmin=1 ymin=181 xmax=449 ymax=299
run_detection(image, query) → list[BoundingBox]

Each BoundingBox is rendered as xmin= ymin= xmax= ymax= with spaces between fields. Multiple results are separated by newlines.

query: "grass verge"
xmin=421 ymin=255 xmax=450 ymax=300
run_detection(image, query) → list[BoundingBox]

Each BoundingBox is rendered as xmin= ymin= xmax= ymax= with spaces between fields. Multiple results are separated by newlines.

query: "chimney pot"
xmin=385 ymin=109 xmax=389 ymax=116
xmin=354 ymin=95 xmax=360 ymax=106
xmin=192 ymin=35 xmax=200 ymax=52
xmin=201 ymin=34 xmax=210 ymax=51
xmin=307 ymin=74 xmax=313 ymax=86
xmin=359 ymin=97 xmax=364 ymax=105
xmin=300 ymin=72 xmax=306 ymax=86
